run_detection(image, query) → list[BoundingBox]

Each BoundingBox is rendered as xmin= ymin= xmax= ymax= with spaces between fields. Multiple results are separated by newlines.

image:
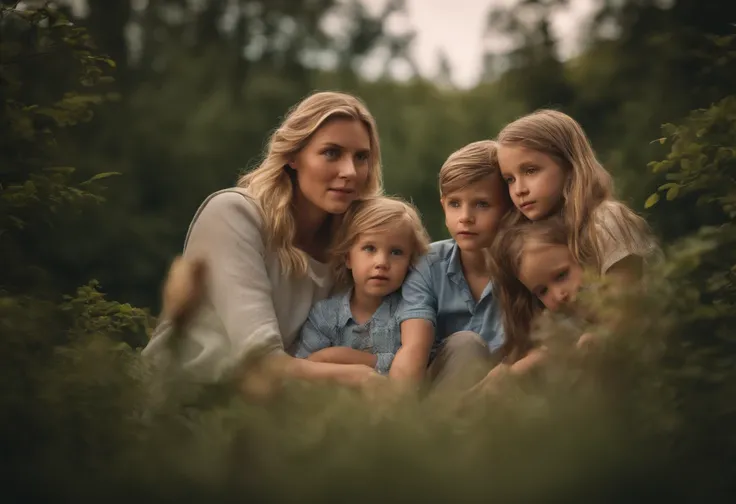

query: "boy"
xmin=389 ymin=140 xmax=511 ymax=391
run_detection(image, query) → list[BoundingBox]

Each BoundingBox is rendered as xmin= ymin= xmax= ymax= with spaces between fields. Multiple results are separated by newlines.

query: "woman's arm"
xmin=240 ymin=352 xmax=383 ymax=399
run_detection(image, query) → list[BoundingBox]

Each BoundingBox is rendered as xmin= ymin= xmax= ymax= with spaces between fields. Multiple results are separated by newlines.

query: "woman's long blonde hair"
xmin=489 ymin=215 xmax=569 ymax=362
xmin=496 ymin=109 xmax=651 ymax=272
xmin=238 ymin=91 xmax=383 ymax=276
xmin=329 ymin=196 xmax=430 ymax=291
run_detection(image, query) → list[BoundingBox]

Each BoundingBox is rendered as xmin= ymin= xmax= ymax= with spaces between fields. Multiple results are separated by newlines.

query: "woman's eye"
xmin=323 ymin=148 xmax=340 ymax=159
xmin=538 ymin=287 xmax=548 ymax=297
xmin=525 ymin=166 xmax=538 ymax=175
xmin=391 ymin=248 xmax=404 ymax=256
xmin=355 ymin=151 xmax=369 ymax=163
xmin=476 ymin=201 xmax=489 ymax=208
xmin=503 ymin=176 xmax=514 ymax=184
xmin=448 ymin=200 xmax=460 ymax=208
xmin=362 ymin=245 xmax=376 ymax=252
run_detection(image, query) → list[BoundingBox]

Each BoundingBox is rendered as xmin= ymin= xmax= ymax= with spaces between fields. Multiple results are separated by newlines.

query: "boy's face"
xmin=440 ymin=174 xmax=509 ymax=251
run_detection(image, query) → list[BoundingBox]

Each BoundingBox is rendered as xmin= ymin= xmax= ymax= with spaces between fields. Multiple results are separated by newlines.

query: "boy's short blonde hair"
xmin=330 ymin=196 xmax=431 ymax=290
xmin=439 ymin=140 xmax=500 ymax=197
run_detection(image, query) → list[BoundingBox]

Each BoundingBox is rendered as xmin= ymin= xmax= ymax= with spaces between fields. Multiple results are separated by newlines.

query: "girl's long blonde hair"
xmin=488 ymin=215 xmax=569 ymax=362
xmin=238 ymin=91 xmax=383 ymax=276
xmin=496 ymin=109 xmax=651 ymax=272
xmin=329 ymin=196 xmax=430 ymax=291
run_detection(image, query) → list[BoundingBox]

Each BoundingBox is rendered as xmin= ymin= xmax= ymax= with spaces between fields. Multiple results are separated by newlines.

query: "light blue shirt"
xmin=397 ymin=239 xmax=505 ymax=353
xmin=295 ymin=290 xmax=402 ymax=374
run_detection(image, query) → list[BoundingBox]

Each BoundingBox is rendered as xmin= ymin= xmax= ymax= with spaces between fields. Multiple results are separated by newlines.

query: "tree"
xmin=483 ymin=0 xmax=574 ymax=109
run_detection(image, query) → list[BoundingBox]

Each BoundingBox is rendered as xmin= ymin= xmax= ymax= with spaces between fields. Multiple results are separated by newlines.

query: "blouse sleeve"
xmin=183 ymin=191 xmax=285 ymax=371
xmin=595 ymin=201 xmax=657 ymax=274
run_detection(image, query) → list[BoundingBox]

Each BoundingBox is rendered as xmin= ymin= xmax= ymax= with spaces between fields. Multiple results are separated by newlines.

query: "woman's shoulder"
xmin=184 ymin=188 xmax=267 ymax=253
xmin=198 ymin=187 xmax=263 ymax=221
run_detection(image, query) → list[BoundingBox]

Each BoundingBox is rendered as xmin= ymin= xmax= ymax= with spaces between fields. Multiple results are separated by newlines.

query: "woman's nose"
xmin=338 ymin=158 xmax=357 ymax=179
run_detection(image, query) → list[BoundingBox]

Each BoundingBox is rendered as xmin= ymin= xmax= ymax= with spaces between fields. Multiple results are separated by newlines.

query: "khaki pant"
xmin=426 ymin=331 xmax=501 ymax=394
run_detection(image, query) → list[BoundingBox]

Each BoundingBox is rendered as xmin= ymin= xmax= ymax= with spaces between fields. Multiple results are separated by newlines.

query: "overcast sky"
xmin=363 ymin=0 xmax=598 ymax=87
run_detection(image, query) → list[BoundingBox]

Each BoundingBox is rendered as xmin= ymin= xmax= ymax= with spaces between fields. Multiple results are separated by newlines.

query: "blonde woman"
xmin=143 ymin=91 xmax=384 ymax=395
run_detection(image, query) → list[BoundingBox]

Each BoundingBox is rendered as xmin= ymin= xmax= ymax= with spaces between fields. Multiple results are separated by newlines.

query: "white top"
xmin=142 ymin=188 xmax=333 ymax=383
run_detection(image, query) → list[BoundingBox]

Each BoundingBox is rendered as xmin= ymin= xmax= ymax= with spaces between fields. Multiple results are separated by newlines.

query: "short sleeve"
xmin=396 ymin=257 xmax=438 ymax=325
xmin=183 ymin=192 xmax=285 ymax=372
xmin=594 ymin=201 xmax=658 ymax=274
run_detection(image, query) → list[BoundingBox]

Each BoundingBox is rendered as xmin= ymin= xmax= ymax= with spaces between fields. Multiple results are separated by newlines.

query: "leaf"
xmin=658 ymin=183 xmax=677 ymax=191
xmin=644 ymin=193 xmax=660 ymax=209
xmin=81 ymin=172 xmax=121 ymax=185
xmin=666 ymin=185 xmax=680 ymax=201
xmin=662 ymin=123 xmax=677 ymax=136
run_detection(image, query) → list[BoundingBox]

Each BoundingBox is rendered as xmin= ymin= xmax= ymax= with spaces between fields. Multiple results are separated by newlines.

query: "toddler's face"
xmin=347 ymin=225 xmax=413 ymax=299
xmin=517 ymin=240 xmax=583 ymax=312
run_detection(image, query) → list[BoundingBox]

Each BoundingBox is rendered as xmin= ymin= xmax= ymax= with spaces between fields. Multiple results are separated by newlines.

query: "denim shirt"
xmin=295 ymin=290 xmax=403 ymax=374
xmin=397 ymin=239 xmax=505 ymax=353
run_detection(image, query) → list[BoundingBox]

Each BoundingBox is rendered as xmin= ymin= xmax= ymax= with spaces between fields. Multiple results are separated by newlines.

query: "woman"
xmin=143 ymin=91 xmax=384 ymax=396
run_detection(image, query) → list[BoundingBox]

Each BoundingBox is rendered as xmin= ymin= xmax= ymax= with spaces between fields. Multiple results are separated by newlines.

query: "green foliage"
xmin=647 ymin=96 xmax=736 ymax=216
xmin=646 ymin=94 xmax=736 ymax=307
xmin=0 ymin=7 xmax=152 ymax=484
xmin=0 ymin=5 xmax=122 ymax=293
xmin=1 ymin=9 xmax=152 ymax=499
xmin=60 ymin=280 xmax=153 ymax=348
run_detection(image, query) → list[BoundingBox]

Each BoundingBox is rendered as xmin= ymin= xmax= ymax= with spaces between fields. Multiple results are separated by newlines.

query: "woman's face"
xmin=291 ymin=118 xmax=372 ymax=216
xmin=517 ymin=240 xmax=583 ymax=312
